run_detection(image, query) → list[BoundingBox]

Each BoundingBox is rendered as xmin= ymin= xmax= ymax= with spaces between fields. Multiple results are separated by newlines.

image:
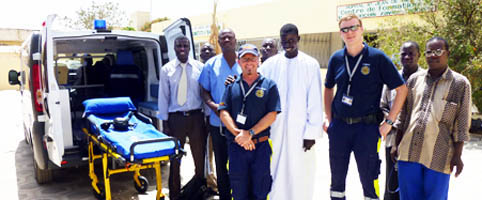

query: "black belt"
xmin=333 ymin=112 xmax=381 ymax=125
xmin=170 ymin=109 xmax=202 ymax=117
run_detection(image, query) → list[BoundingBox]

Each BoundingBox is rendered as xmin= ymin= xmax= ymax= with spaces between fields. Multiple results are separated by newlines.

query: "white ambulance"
xmin=8 ymin=15 xmax=196 ymax=184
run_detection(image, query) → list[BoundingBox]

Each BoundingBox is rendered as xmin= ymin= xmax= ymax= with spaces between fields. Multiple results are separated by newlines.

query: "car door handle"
xmin=55 ymin=101 xmax=60 ymax=105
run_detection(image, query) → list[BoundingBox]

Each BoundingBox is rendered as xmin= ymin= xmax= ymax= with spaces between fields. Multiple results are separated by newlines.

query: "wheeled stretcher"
xmin=82 ymin=97 xmax=184 ymax=200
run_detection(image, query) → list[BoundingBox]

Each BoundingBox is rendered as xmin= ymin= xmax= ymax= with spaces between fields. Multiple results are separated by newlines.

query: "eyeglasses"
xmin=424 ymin=49 xmax=445 ymax=57
xmin=340 ymin=25 xmax=361 ymax=33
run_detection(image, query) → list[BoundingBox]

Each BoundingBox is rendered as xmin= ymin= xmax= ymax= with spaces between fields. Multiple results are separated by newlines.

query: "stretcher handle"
xmin=129 ymin=137 xmax=181 ymax=162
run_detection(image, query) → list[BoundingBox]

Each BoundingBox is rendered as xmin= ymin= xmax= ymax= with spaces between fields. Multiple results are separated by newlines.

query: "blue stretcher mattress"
xmin=83 ymin=97 xmax=176 ymax=161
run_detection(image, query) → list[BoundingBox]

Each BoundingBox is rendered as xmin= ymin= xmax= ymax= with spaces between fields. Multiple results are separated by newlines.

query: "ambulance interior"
xmin=53 ymin=36 xmax=163 ymax=146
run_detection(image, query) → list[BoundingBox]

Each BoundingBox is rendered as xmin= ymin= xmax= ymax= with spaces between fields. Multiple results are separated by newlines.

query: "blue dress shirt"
xmin=157 ymin=58 xmax=204 ymax=120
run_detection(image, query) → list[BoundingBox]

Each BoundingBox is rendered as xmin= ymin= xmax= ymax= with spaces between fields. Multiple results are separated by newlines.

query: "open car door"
xmin=43 ymin=14 xmax=73 ymax=167
xmin=163 ymin=18 xmax=197 ymax=62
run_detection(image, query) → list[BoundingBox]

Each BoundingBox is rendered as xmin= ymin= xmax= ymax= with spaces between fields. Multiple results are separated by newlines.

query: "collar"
xmin=237 ymin=73 xmax=263 ymax=84
xmin=425 ymin=67 xmax=452 ymax=81
xmin=175 ymin=58 xmax=192 ymax=68
xmin=344 ymin=42 xmax=368 ymax=58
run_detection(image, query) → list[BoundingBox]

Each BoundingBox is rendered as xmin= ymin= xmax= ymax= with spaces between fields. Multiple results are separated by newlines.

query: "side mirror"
xmin=8 ymin=70 xmax=20 ymax=85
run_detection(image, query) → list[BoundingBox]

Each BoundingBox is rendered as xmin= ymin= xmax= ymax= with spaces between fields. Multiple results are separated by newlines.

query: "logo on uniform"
xmin=255 ymin=89 xmax=264 ymax=98
xmin=219 ymin=102 xmax=225 ymax=106
xmin=361 ymin=64 xmax=370 ymax=75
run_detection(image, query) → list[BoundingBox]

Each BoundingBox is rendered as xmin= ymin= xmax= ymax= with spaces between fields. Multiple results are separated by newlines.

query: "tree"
xmin=140 ymin=17 xmax=169 ymax=32
xmin=369 ymin=0 xmax=482 ymax=111
xmin=62 ymin=1 xmax=128 ymax=30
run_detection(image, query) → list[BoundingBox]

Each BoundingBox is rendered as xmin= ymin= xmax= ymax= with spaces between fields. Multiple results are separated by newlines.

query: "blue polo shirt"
xmin=325 ymin=43 xmax=404 ymax=118
xmin=198 ymin=54 xmax=242 ymax=126
xmin=218 ymin=74 xmax=281 ymax=141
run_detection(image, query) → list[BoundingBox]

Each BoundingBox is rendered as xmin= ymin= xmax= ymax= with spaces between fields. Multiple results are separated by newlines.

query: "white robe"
xmin=260 ymin=51 xmax=323 ymax=200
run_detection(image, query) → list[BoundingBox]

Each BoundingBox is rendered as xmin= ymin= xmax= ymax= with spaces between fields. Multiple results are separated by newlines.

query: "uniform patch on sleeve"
xmin=219 ymin=102 xmax=225 ymax=106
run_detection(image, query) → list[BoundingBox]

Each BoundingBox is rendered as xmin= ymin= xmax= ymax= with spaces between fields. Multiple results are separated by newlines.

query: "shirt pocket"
xmin=433 ymin=99 xmax=458 ymax=125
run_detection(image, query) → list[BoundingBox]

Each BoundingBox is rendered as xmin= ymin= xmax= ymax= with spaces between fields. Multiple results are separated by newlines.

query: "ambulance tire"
xmin=134 ymin=176 xmax=149 ymax=194
xmin=33 ymin=153 xmax=53 ymax=184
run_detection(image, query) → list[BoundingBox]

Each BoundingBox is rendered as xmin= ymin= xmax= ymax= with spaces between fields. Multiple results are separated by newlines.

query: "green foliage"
xmin=369 ymin=0 xmax=482 ymax=111
xmin=122 ymin=26 xmax=136 ymax=31
xmin=141 ymin=17 xmax=169 ymax=32
xmin=62 ymin=1 xmax=128 ymax=30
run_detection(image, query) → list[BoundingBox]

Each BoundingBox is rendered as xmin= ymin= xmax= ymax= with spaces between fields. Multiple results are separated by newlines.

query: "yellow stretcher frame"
xmin=82 ymin=128 xmax=182 ymax=200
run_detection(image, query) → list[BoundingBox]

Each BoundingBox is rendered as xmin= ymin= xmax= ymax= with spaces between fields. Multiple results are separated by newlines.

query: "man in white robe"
xmin=260 ymin=23 xmax=323 ymax=200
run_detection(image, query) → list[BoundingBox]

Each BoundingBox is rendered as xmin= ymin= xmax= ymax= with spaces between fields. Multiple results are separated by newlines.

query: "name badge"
xmin=236 ymin=113 xmax=247 ymax=125
xmin=342 ymin=95 xmax=353 ymax=106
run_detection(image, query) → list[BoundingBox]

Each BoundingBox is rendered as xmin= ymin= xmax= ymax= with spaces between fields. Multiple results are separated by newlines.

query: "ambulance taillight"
xmin=32 ymin=63 xmax=43 ymax=112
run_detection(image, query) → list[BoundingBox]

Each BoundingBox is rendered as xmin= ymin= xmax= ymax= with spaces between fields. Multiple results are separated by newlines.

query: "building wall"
xmin=151 ymin=0 xmax=424 ymax=67
xmin=0 ymin=49 xmax=21 ymax=90
xmin=0 ymin=29 xmax=33 ymax=90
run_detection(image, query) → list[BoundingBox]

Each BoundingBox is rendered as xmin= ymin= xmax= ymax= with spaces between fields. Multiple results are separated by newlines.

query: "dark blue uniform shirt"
xmin=218 ymin=74 xmax=281 ymax=141
xmin=325 ymin=43 xmax=404 ymax=118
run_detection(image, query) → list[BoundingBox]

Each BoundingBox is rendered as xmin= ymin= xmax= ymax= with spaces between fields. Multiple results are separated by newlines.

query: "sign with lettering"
xmin=337 ymin=0 xmax=434 ymax=20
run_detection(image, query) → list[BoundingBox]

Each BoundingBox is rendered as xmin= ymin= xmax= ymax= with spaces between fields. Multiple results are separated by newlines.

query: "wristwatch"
xmin=249 ymin=129 xmax=255 ymax=136
xmin=385 ymin=119 xmax=394 ymax=126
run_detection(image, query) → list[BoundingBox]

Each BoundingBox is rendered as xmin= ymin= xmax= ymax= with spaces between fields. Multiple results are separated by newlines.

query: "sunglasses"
xmin=340 ymin=24 xmax=361 ymax=33
xmin=424 ymin=49 xmax=445 ymax=57
xmin=240 ymin=57 xmax=258 ymax=62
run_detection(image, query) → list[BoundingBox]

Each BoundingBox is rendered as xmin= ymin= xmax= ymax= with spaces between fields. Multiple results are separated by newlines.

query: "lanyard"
xmin=344 ymin=54 xmax=363 ymax=96
xmin=239 ymin=79 xmax=260 ymax=114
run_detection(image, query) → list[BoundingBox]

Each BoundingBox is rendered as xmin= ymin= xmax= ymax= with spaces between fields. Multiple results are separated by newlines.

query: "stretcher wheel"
xmin=93 ymin=183 xmax=105 ymax=200
xmin=134 ymin=176 xmax=149 ymax=194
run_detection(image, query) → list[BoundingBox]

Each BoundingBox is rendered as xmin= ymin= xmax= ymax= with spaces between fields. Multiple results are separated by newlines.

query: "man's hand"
xmin=379 ymin=123 xmax=392 ymax=140
xmin=323 ymin=119 xmax=330 ymax=133
xmin=224 ymin=75 xmax=237 ymax=86
xmin=235 ymin=130 xmax=255 ymax=151
xmin=303 ymin=139 xmax=315 ymax=152
xmin=390 ymin=146 xmax=398 ymax=163
xmin=450 ymin=155 xmax=464 ymax=177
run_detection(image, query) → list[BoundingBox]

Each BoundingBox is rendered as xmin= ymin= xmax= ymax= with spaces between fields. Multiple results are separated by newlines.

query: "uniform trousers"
xmin=167 ymin=111 xmax=207 ymax=200
xmin=228 ymin=139 xmax=272 ymax=200
xmin=328 ymin=118 xmax=381 ymax=200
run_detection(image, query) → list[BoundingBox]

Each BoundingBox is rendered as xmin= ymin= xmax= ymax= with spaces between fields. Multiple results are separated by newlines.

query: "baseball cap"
xmin=238 ymin=44 xmax=259 ymax=58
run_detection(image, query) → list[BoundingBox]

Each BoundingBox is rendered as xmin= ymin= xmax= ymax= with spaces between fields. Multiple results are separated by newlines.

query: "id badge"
xmin=236 ymin=113 xmax=247 ymax=124
xmin=342 ymin=95 xmax=353 ymax=106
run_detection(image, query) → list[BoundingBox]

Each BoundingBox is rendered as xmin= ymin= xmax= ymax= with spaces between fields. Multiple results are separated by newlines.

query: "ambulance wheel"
xmin=93 ymin=183 xmax=105 ymax=200
xmin=134 ymin=176 xmax=149 ymax=194
xmin=33 ymin=153 xmax=52 ymax=184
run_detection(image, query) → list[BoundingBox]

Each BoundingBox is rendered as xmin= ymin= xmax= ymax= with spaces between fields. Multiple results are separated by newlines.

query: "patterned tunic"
xmin=396 ymin=68 xmax=471 ymax=174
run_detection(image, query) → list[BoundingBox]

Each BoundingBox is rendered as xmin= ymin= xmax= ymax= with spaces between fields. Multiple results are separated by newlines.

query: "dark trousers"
xmin=228 ymin=140 xmax=272 ymax=200
xmin=168 ymin=111 xmax=207 ymax=200
xmin=327 ymin=118 xmax=381 ymax=200
xmin=210 ymin=125 xmax=231 ymax=200
xmin=384 ymin=147 xmax=400 ymax=200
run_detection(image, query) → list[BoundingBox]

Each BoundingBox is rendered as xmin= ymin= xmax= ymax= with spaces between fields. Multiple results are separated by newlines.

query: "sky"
xmin=1 ymin=0 xmax=272 ymax=30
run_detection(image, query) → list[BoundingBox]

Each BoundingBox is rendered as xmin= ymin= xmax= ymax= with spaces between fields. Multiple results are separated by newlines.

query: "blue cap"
xmin=238 ymin=44 xmax=259 ymax=58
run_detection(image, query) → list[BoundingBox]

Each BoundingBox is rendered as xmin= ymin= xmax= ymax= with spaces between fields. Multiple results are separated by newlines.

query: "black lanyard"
xmin=239 ymin=79 xmax=260 ymax=114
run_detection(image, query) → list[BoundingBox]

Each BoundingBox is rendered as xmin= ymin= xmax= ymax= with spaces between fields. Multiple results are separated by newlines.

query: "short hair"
xmin=280 ymin=23 xmax=299 ymax=36
xmin=338 ymin=13 xmax=363 ymax=27
xmin=175 ymin=35 xmax=189 ymax=43
xmin=402 ymin=41 xmax=420 ymax=53
xmin=427 ymin=37 xmax=449 ymax=50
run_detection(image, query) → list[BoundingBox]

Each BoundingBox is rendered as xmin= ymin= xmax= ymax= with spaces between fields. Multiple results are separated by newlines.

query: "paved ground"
xmin=1 ymin=90 xmax=481 ymax=199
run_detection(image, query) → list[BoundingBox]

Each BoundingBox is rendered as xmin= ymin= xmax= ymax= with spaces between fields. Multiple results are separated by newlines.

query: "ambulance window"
xmin=153 ymin=49 xmax=159 ymax=79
